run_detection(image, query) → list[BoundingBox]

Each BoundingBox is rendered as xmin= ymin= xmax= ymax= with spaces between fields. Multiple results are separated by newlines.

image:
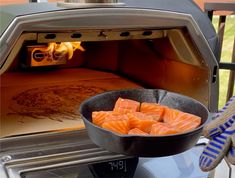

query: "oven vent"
xmin=37 ymin=30 xmax=165 ymax=43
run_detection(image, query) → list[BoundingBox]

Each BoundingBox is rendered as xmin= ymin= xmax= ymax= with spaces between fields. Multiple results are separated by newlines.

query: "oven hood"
xmin=0 ymin=0 xmax=218 ymax=60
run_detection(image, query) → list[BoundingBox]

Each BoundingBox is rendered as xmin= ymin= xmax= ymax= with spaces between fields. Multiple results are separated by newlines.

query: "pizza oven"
xmin=0 ymin=0 xmax=219 ymax=177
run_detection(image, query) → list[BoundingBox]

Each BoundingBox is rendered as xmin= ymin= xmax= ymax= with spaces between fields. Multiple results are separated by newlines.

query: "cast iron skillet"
xmin=80 ymin=89 xmax=209 ymax=157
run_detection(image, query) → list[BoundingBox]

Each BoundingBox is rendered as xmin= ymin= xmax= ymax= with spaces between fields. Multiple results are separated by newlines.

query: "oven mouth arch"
xmin=0 ymin=7 xmax=219 ymax=111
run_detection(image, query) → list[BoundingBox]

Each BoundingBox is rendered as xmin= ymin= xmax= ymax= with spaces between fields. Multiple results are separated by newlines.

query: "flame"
xmin=48 ymin=41 xmax=85 ymax=60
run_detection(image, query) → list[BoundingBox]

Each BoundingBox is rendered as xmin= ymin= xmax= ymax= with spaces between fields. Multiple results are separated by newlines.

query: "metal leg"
xmin=224 ymin=157 xmax=232 ymax=178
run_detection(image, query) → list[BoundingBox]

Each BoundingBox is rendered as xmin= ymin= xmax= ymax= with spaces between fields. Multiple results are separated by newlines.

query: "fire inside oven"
xmin=0 ymin=28 xmax=210 ymax=138
xmin=28 ymin=42 xmax=85 ymax=66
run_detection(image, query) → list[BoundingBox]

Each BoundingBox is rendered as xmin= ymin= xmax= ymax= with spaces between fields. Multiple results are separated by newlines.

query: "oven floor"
xmin=0 ymin=68 xmax=141 ymax=137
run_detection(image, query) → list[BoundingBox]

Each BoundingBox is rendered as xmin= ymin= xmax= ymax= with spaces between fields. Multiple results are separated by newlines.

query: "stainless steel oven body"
xmin=0 ymin=0 xmax=219 ymax=177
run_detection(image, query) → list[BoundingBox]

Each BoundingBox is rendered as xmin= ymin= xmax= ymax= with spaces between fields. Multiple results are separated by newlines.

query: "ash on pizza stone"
xmin=8 ymin=85 xmax=107 ymax=122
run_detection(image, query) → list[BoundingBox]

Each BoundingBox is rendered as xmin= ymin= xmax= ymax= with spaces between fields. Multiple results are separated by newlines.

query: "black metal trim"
xmin=219 ymin=62 xmax=235 ymax=71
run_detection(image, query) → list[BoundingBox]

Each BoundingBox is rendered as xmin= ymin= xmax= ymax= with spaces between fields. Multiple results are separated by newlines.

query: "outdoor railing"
xmin=205 ymin=2 xmax=235 ymax=102
xmin=205 ymin=2 xmax=235 ymax=178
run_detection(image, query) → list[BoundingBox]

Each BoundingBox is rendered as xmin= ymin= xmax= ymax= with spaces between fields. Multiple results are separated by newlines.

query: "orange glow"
xmin=32 ymin=42 xmax=85 ymax=61
xmin=51 ymin=42 xmax=85 ymax=60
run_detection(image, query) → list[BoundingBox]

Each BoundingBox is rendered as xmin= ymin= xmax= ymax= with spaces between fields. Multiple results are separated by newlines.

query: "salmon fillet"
xmin=128 ymin=128 xmax=149 ymax=135
xmin=140 ymin=102 xmax=166 ymax=121
xmin=113 ymin=98 xmax=140 ymax=114
xmin=92 ymin=98 xmax=201 ymax=136
xmin=104 ymin=114 xmax=129 ymax=122
xmin=92 ymin=111 xmax=112 ymax=127
xmin=150 ymin=122 xmax=179 ymax=136
xmin=168 ymin=112 xmax=201 ymax=133
xmin=163 ymin=108 xmax=181 ymax=123
xmin=102 ymin=119 xmax=129 ymax=134
xmin=127 ymin=112 xmax=156 ymax=133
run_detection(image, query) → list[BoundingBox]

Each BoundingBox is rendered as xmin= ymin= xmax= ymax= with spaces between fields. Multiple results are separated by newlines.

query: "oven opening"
xmin=0 ymin=28 xmax=209 ymax=138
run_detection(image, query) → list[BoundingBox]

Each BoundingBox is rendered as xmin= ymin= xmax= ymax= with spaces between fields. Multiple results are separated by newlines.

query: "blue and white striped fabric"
xmin=200 ymin=127 xmax=235 ymax=171
xmin=200 ymin=96 xmax=235 ymax=171
xmin=208 ymin=115 xmax=235 ymax=138
xmin=208 ymin=96 xmax=235 ymax=138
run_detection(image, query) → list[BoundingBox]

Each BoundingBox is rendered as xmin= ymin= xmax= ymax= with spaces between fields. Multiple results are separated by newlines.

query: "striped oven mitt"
xmin=199 ymin=96 xmax=235 ymax=172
